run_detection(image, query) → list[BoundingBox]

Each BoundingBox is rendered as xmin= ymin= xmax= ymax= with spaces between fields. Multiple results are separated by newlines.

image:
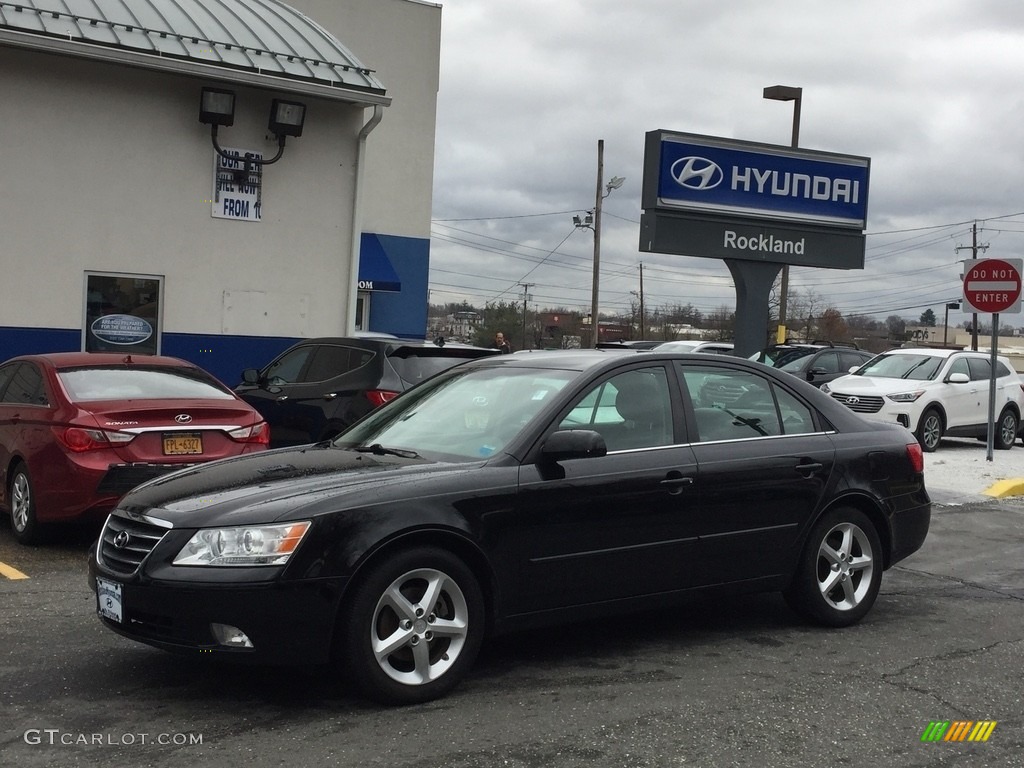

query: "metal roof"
xmin=0 ymin=0 xmax=389 ymax=105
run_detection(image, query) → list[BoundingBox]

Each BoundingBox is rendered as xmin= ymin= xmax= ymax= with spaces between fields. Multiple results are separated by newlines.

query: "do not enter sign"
xmin=963 ymin=258 xmax=1023 ymax=314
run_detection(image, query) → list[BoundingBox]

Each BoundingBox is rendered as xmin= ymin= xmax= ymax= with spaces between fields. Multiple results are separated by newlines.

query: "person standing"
xmin=492 ymin=332 xmax=512 ymax=354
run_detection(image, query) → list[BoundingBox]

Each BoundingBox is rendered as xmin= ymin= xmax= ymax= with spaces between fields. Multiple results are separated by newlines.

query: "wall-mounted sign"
xmin=90 ymin=314 xmax=153 ymax=345
xmin=212 ymin=146 xmax=262 ymax=222
xmin=643 ymin=131 xmax=870 ymax=230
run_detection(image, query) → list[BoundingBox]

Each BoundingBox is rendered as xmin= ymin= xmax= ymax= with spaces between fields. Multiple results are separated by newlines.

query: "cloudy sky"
xmin=427 ymin=0 xmax=1024 ymax=328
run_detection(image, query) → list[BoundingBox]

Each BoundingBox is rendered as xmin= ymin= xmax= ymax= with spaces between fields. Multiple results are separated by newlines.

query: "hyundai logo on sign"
xmin=670 ymin=157 xmax=724 ymax=191
xmin=646 ymin=131 xmax=870 ymax=229
xmin=90 ymin=314 xmax=153 ymax=346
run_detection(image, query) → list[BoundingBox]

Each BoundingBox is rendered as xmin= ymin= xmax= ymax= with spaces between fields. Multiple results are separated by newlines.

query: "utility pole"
xmin=639 ymin=263 xmax=645 ymax=340
xmin=955 ymin=221 xmax=989 ymax=351
xmin=519 ymin=282 xmax=533 ymax=351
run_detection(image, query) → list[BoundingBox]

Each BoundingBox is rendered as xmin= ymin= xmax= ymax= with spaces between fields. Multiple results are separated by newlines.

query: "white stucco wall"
xmin=287 ymin=0 xmax=441 ymax=240
xmin=0 ymin=45 xmax=365 ymax=336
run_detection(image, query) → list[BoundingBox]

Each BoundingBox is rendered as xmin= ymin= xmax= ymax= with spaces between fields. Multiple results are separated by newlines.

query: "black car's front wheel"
xmin=340 ymin=547 xmax=484 ymax=705
xmin=784 ymin=507 xmax=882 ymax=627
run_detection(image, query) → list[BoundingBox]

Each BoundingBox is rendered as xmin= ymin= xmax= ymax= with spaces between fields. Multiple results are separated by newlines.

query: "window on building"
xmin=84 ymin=273 xmax=162 ymax=355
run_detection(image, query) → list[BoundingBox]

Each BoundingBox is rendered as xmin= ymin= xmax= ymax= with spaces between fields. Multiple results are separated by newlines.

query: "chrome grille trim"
xmin=829 ymin=392 xmax=884 ymax=413
xmin=97 ymin=512 xmax=170 ymax=576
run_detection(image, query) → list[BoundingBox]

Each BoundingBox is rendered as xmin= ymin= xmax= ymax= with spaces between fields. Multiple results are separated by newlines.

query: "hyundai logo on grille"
xmin=670 ymin=157 xmax=724 ymax=191
xmin=175 ymin=414 xmax=193 ymax=424
xmin=845 ymin=396 xmax=861 ymax=406
xmin=113 ymin=530 xmax=131 ymax=549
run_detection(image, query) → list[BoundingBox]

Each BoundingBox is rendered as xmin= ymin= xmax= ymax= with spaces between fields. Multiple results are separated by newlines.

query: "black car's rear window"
xmin=58 ymin=366 xmax=234 ymax=401
xmin=388 ymin=348 xmax=494 ymax=387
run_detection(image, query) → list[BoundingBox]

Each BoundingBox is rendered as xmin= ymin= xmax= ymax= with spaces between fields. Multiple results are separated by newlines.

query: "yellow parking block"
xmin=983 ymin=479 xmax=1024 ymax=498
xmin=0 ymin=561 xmax=29 ymax=580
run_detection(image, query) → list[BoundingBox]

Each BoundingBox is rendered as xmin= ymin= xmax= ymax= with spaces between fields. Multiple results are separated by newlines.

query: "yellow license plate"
xmin=163 ymin=433 xmax=203 ymax=455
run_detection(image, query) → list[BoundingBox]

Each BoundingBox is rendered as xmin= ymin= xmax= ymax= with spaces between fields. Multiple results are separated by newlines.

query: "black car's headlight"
xmin=172 ymin=522 xmax=311 ymax=567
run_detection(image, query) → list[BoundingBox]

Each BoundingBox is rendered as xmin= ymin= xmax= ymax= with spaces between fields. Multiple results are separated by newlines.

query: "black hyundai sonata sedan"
xmin=89 ymin=350 xmax=930 ymax=705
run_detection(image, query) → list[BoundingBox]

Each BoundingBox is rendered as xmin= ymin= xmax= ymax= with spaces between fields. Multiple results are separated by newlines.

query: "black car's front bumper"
xmin=88 ymin=545 xmax=347 ymax=664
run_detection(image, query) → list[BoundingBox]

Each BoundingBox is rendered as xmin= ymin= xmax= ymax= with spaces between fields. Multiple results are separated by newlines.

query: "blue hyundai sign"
xmin=645 ymin=131 xmax=870 ymax=229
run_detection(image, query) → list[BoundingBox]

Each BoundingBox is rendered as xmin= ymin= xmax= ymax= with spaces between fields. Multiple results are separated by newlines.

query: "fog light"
xmin=897 ymin=414 xmax=910 ymax=428
xmin=211 ymin=623 xmax=254 ymax=649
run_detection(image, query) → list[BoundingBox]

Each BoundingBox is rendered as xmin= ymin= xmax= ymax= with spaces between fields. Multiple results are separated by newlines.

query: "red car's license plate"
xmin=163 ymin=433 xmax=203 ymax=455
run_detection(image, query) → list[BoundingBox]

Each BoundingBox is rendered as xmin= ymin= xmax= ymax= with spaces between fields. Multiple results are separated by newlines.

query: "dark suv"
xmin=751 ymin=342 xmax=875 ymax=388
xmin=237 ymin=336 xmax=498 ymax=446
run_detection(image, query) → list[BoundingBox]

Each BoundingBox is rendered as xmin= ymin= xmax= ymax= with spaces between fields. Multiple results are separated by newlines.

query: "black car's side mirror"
xmin=541 ymin=430 xmax=607 ymax=462
xmin=808 ymin=367 xmax=828 ymax=379
xmin=241 ymin=368 xmax=260 ymax=385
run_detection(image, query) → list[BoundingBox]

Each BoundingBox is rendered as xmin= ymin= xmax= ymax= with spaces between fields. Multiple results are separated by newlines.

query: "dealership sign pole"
xmin=962 ymin=258 xmax=1023 ymax=460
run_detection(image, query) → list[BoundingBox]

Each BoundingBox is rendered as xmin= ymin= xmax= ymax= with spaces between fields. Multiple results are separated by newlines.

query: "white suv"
xmin=821 ymin=348 xmax=1024 ymax=452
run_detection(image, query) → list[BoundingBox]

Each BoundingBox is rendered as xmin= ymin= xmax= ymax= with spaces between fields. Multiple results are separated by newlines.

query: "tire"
xmin=339 ymin=547 xmax=484 ymax=705
xmin=995 ymin=409 xmax=1018 ymax=451
xmin=915 ymin=408 xmax=942 ymax=453
xmin=9 ymin=463 xmax=42 ymax=545
xmin=784 ymin=507 xmax=883 ymax=627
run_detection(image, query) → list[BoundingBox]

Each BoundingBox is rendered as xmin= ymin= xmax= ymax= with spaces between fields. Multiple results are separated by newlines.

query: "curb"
xmin=982 ymin=479 xmax=1024 ymax=498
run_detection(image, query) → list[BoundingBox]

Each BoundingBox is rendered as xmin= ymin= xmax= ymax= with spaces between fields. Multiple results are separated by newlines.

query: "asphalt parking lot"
xmin=0 ymin=436 xmax=1021 ymax=768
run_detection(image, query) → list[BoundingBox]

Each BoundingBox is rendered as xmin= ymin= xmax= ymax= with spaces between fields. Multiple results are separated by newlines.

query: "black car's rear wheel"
xmin=9 ymin=462 xmax=42 ymax=545
xmin=784 ymin=507 xmax=882 ymax=627
xmin=915 ymin=408 xmax=942 ymax=452
xmin=340 ymin=547 xmax=484 ymax=705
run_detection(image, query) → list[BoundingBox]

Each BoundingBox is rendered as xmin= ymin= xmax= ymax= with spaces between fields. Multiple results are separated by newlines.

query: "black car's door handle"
xmin=276 ymin=395 xmax=289 ymax=402
xmin=795 ymin=462 xmax=823 ymax=477
xmin=323 ymin=393 xmax=338 ymax=400
xmin=660 ymin=474 xmax=695 ymax=495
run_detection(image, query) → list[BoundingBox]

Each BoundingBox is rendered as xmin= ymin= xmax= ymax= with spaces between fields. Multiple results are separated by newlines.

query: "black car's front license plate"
xmin=96 ymin=577 xmax=123 ymax=623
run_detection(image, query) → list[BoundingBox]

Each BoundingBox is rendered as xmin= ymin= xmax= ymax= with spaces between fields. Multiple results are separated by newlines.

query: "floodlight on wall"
xmin=199 ymin=87 xmax=306 ymax=185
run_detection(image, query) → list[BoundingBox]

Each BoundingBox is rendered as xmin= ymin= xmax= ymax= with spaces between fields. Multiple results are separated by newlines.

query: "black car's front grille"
xmin=830 ymin=392 xmax=885 ymax=413
xmin=98 ymin=514 xmax=169 ymax=576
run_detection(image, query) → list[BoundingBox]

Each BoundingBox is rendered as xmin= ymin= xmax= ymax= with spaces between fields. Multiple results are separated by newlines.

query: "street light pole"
xmin=763 ymin=85 xmax=802 ymax=342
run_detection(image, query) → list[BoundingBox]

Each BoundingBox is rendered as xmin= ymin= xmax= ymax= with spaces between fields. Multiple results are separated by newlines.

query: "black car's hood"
xmin=119 ymin=444 xmax=476 ymax=528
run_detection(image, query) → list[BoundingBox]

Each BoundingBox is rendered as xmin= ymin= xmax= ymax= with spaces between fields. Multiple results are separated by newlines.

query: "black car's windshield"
xmin=755 ymin=347 xmax=817 ymax=369
xmin=335 ymin=366 xmax=578 ymax=461
xmin=856 ymin=353 xmax=943 ymax=381
xmin=779 ymin=355 xmax=814 ymax=373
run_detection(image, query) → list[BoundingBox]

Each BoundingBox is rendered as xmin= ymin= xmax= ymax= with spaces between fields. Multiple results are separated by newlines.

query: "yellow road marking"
xmin=0 ymin=561 xmax=29 ymax=580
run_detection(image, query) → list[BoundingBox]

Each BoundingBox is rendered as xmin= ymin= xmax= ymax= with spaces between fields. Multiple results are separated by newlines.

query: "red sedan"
xmin=0 ymin=352 xmax=269 ymax=544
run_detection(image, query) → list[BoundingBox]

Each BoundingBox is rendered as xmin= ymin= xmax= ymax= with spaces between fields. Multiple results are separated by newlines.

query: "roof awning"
xmin=0 ymin=0 xmax=390 ymax=105
xmin=358 ymin=234 xmax=401 ymax=292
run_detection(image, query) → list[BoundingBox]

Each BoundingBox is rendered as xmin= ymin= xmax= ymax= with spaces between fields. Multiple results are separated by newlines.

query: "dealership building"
xmin=0 ymin=0 xmax=439 ymax=384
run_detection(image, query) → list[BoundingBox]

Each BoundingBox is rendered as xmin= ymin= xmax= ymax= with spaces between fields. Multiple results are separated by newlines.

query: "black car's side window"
xmin=681 ymin=366 xmax=815 ymax=442
xmin=815 ymin=352 xmax=841 ymax=374
xmin=303 ymin=345 xmax=372 ymax=383
xmin=2 ymin=363 xmax=47 ymax=406
xmin=559 ymin=367 xmax=673 ymax=452
xmin=264 ymin=346 xmax=315 ymax=385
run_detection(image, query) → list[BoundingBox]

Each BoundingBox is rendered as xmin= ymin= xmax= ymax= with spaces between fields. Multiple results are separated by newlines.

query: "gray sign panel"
xmin=640 ymin=211 xmax=865 ymax=270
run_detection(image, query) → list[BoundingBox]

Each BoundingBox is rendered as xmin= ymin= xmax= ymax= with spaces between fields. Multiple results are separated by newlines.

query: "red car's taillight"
xmin=54 ymin=427 xmax=134 ymax=453
xmin=366 ymin=390 xmax=400 ymax=408
xmin=228 ymin=421 xmax=271 ymax=446
xmin=906 ymin=442 xmax=924 ymax=474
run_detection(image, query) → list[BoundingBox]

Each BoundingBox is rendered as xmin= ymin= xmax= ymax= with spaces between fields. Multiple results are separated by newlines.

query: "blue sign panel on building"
xmin=645 ymin=131 xmax=870 ymax=230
